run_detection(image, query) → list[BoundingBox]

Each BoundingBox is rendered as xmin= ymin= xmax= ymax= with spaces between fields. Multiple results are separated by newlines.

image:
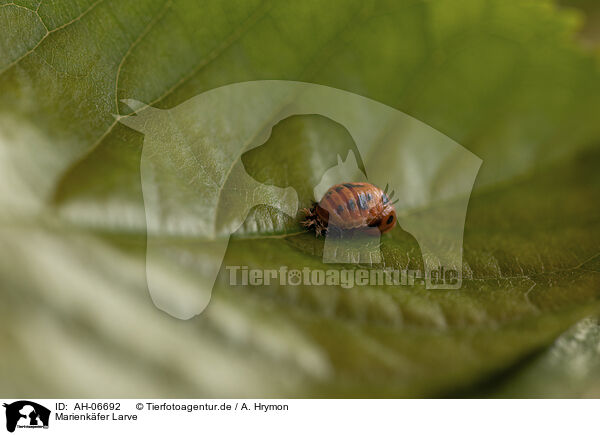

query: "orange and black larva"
xmin=302 ymin=182 xmax=397 ymax=236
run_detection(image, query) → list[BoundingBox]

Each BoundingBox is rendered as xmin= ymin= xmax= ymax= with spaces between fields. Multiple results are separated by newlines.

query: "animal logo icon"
xmin=3 ymin=401 xmax=50 ymax=433
xmin=118 ymin=80 xmax=481 ymax=319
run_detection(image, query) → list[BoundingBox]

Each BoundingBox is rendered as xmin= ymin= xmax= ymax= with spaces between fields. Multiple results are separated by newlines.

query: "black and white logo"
xmin=3 ymin=401 xmax=50 ymax=433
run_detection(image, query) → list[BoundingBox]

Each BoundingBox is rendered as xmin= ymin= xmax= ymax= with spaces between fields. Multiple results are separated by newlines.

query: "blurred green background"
xmin=0 ymin=0 xmax=599 ymax=397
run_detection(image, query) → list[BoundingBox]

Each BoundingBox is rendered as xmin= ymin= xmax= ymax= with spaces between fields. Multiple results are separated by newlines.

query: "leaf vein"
xmin=114 ymin=0 xmax=172 ymax=115
xmin=0 ymin=0 xmax=105 ymax=75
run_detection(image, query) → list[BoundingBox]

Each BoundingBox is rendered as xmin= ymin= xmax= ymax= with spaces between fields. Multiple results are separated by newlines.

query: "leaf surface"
xmin=0 ymin=0 xmax=599 ymax=396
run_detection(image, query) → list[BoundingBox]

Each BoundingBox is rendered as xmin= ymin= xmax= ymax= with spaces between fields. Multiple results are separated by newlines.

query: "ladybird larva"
xmin=301 ymin=182 xmax=397 ymax=236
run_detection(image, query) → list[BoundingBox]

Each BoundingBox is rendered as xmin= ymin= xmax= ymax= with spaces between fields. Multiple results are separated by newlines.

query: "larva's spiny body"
xmin=302 ymin=182 xmax=397 ymax=236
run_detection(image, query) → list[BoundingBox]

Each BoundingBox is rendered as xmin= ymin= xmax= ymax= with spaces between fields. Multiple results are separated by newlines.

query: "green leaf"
xmin=0 ymin=0 xmax=599 ymax=397
xmin=484 ymin=316 xmax=600 ymax=398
